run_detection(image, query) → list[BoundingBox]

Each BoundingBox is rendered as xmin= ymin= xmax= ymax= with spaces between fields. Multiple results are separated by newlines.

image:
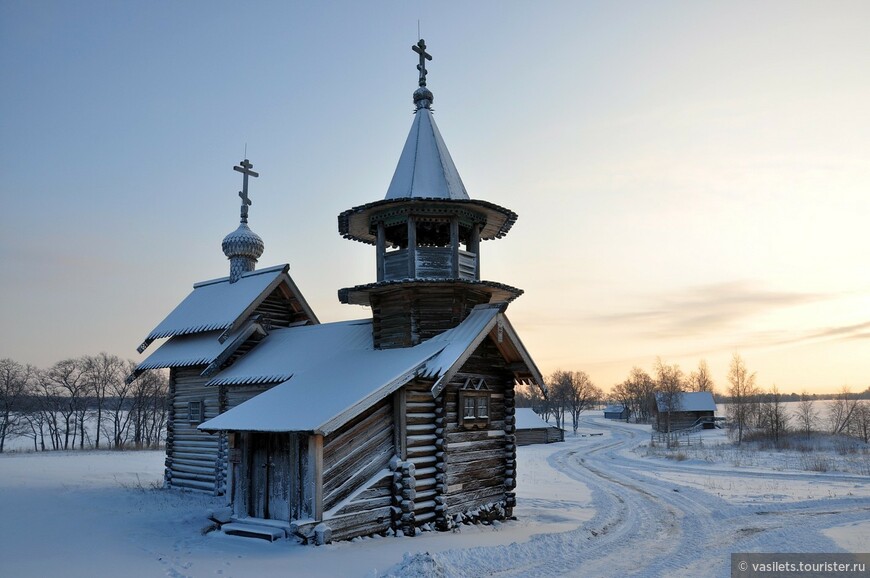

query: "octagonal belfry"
xmin=338 ymin=39 xmax=523 ymax=349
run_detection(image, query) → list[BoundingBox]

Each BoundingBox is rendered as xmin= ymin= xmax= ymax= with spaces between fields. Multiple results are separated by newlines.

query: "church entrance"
xmin=245 ymin=432 xmax=297 ymax=521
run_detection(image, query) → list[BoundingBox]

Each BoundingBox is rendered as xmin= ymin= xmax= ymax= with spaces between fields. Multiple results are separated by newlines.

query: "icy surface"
xmin=1 ymin=414 xmax=867 ymax=578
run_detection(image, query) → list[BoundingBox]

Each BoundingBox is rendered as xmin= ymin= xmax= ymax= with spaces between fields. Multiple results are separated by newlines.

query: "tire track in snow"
xmin=397 ymin=418 xmax=870 ymax=578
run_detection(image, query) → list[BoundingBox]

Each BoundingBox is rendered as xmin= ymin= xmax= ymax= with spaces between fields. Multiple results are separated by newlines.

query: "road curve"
xmin=411 ymin=417 xmax=870 ymax=578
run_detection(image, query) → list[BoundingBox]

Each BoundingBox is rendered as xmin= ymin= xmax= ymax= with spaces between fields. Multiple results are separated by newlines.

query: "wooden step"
xmin=222 ymin=522 xmax=286 ymax=542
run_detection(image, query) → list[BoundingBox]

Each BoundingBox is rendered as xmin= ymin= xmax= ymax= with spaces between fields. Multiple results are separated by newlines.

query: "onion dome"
xmin=413 ymin=86 xmax=434 ymax=109
xmin=222 ymin=223 xmax=264 ymax=261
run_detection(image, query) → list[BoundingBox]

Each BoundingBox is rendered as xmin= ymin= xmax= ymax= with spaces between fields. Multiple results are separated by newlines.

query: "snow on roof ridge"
xmin=193 ymin=263 xmax=289 ymax=289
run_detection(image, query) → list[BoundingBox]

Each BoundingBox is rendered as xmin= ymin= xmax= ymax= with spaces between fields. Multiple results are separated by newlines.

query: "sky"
xmin=1 ymin=1 xmax=868 ymax=395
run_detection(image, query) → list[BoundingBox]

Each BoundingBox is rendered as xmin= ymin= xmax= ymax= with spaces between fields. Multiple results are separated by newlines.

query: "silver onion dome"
xmin=222 ymin=223 xmax=264 ymax=261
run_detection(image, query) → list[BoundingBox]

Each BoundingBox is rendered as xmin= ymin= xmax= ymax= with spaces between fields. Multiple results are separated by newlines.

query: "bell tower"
xmin=338 ymin=40 xmax=522 ymax=348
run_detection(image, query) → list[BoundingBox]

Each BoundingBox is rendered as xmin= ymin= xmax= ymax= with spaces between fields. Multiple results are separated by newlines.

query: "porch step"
xmin=222 ymin=522 xmax=286 ymax=542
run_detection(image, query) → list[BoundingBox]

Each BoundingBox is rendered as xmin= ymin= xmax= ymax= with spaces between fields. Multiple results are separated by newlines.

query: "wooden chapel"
xmin=132 ymin=40 xmax=545 ymax=543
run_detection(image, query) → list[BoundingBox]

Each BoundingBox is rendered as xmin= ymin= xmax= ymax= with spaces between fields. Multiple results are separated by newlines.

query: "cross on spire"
xmin=412 ymin=39 xmax=432 ymax=87
xmin=233 ymin=159 xmax=259 ymax=223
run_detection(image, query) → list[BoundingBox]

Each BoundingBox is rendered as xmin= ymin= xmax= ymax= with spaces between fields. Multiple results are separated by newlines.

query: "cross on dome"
xmin=223 ymin=159 xmax=264 ymax=282
xmin=412 ymin=39 xmax=432 ymax=87
xmin=234 ymin=159 xmax=259 ymax=223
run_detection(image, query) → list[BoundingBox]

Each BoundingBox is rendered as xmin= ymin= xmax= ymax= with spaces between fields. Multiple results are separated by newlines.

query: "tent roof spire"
xmin=385 ymin=39 xmax=468 ymax=200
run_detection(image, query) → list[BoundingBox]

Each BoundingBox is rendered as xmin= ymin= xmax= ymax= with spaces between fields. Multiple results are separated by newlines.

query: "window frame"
xmin=188 ymin=400 xmax=204 ymax=424
xmin=459 ymin=377 xmax=491 ymax=429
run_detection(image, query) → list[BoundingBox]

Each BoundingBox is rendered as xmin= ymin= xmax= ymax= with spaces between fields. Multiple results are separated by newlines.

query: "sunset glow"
xmin=1 ymin=1 xmax=868 ymax=395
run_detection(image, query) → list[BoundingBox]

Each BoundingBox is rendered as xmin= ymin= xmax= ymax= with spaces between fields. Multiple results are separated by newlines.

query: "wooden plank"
xmin=323 ymin=401 xmax=392 ymax=469
xmin=310 ymin=434 xmax=323 ymax=521
xmin=323 ymin=407 xmax=393 ymax=472
xmin=324 ymin=443 xmax=393 ymax=510
xmin=447 ymin=486 xmax=506 ymax=514
xmin=393 ymin=388 xmax=406 ymax=460
xmin=447 ymin=458 xmax=506 ymax=486
xmin=323 ymin=429 xmax=393 ymax=499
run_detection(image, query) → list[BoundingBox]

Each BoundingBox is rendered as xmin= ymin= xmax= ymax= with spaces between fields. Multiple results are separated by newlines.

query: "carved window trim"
xmin=459 ymin=378 xmax=490 ymax=429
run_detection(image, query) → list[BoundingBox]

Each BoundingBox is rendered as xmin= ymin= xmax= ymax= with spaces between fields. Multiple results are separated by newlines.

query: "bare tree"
xmin=687 ymin=360 xmax=715 ymax=393
xmin=515 ymin=381 xmax=550 ymax=421
xmin=851 ymin=401 xmax=870 ymax=443
xmin=610 ymin=381 xmax=634 ymax=423
xmin=758 ymin=384 xmax=789 ymax=447
xmin=83 ymin=353 xmax=124 ymax=450
xmin=547 ymin=370 xmax=572 ymax=431
xmin=129 ymin=369 xmax=168 ymax=448
xmin=43 ymin=358 xmax=90 ymax=449
xmin=615 ymin=367 xmax=655 ymax=423
xmin=104 ymin=361 xmax=137 ymax=448
xmin=726 ymin=353 xmax=758 ymax=445
xmin=654 ymin=358 xmax=684 ymax=441
xmin=796 ymin=390 xmax=818 ymax=438
xmin=828 ymin=386 xmax=858 ymax=436
xmin=22 ymin=407 xmax=48 ymax=452
xmin=566 ymin=371 xmax=601 ymax=434
xmin=0 ymin=359 xmax=33 ymax=452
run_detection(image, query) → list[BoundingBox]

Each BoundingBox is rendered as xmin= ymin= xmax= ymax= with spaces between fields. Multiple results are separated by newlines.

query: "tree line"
xmin=516 ymin=370 xmax=604 ymax=434
xmin=515 ymin=355 xmax=870 ymax=448
xmin=608 ymin=354 xmax=870 ymax=447
xmin=0 ymin=355 xmax=167 ymax=453
xmin=723 ymin=353 xmax=869 ymax=446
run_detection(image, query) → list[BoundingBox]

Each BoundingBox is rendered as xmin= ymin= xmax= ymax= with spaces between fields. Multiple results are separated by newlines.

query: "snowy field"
xmin=0 ymin=416 xmax=867 ymax=578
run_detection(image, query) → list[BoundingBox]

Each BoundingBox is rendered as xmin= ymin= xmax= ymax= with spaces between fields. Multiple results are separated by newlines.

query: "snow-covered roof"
xmin=655 ymin=391 xmax=717 ymax=412
xmin=603 ymin=405 xmax=627 ymax=414
xmin=419 ymin=305 xmax=501 ymax=381
xmin=514 ymin=408 xmax=557 ymax=430
xmin=199 ymin=304 xmax=542 ymax=435
xmin=385 ymin=107 xmax=468 ymax=201
xmin=134 ymin=330 xmax=228 ymax=371
xmin=199 ymin=336 xmax=445 ymax=435
xmin=139 ymin=264 xmax=316 ymax=350
xmin=204 ymin=320 xmax=373 ymax=386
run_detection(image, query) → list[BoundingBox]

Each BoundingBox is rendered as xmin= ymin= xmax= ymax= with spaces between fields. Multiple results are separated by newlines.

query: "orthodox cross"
xmin=233 ymin=159 xmax=258 ymax=223
xmin=412 ymin=39 xmax=432 ymax=87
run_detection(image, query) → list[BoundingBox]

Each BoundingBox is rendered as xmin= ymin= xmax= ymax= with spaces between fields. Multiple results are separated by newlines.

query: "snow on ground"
xmin=1 ymin=415 xmax=867 ymax=578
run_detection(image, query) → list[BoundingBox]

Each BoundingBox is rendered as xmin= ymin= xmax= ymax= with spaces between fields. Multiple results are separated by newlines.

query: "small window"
xmin=477 ymin=396 xmax=489 ymax=418
xmin=188 ymin=401 xmax=204 ymax=424
xmin=459 ymin=378 xmax=491 ymax=429
xmin=464 ymin=396 xmax=476 ymax=419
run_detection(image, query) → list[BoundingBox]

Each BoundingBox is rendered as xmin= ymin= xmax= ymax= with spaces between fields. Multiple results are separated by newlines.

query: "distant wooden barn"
xmin=131 ymin=41 xmax=546 ymax=544
xmin=654 ymin=391 xmax=717 ymax=432
xmin=515 ymin=408 xmax=564 ymax=445
xmin=603 ymin=405 xmax=630 ymax=420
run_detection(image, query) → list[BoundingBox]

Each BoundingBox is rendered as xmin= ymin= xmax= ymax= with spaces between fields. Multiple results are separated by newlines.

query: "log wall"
xmin=370 ymin=286 xmax=492 ymax=349
xmin=165 ymin=367 xmax=222 ymax=493
xmin=255 ymin=287 xmax=310 ymax=328
xmin=404 ymin=381 xmax=439 ymax=525
xmin=320 ymin=397 xmax=395 ymax=541
xmin=441 ymin=338 xmax=515 ymax=517
xmin=516 ymin=426 xmax=564 ymax=446
xmin=655 ymin=410 xmax=714 ymax=432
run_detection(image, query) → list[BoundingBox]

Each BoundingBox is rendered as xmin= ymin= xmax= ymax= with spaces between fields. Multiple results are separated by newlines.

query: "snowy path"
xmin=407 ymin=418 xmax=870 ymax=578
